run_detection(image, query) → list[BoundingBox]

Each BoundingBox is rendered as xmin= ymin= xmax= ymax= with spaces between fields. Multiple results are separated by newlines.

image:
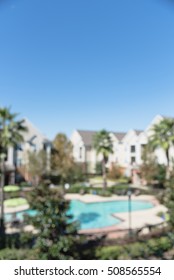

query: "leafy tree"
xmin=149 ymin=118 xmax=174 ymax=167
xmin=108 ymin=164 xmax=122 ymax=180
xmin=51 ymin=134 xmax=76 ymax=185
xmin=140 ymin=145 xmax=166 ymax=187
xmin=70 ymin=163 xmax=85 ymax=183
xmin=27 ymin=150 xmax=47 ymax=186
xmin=27 ymin=183 xmax=90 ymax=259
xmin=153 ymin=164 xmax=166 ymax=188
xmin=0 ymin=107 xmax=27 ymax=246
xmin=140 ymin=145 xmax=159 ymax=185
xmin=93 ymin=130 xmax=113 ymax=189
xmin=165 ymin=174 xmax=174 ymax=229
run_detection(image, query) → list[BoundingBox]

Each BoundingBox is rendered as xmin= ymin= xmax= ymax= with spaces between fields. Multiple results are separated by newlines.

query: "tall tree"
xmin=27 ymin=150 xmax=47 ymax=186
xmin=27 ymin=183 xmax=89 ymax=260
xmin=93 ymin=130 xmax=113 ymax=189
xmin=51 ymin=134 xmax=75 ymax=185
xmin=149 ymin=118 xmax=174 ymax=168
xmin=0 ymin=107 xmax=27 ymax=243
xmin=140 ymin=145 xmax=166 ymax=187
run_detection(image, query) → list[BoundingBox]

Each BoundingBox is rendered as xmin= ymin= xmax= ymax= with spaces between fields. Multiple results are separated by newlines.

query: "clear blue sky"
xmin=0 ymin=0 xmax=174 ymax=139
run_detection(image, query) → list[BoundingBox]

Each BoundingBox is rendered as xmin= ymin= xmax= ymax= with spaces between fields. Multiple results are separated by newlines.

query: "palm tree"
xmin=93 ymin=130 xmax=113 ymax=189
xmin=0 ymin=107 xmax=27 ymax=241
xmin=149 ymin=118 xmax=174 ymax=168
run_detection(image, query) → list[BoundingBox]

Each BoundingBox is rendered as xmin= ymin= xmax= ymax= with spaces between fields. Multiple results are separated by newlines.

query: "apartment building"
xmin=71 ymin=115 xmax=172 ymax=177
xmin=4 ymin=118 xmax=51 ymax=185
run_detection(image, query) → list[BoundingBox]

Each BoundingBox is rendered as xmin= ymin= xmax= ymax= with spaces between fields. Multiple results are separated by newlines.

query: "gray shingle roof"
xmin=113 ymin=132 xmax=126 ymax=141
xmin=77 ymin=130 xmax=97 ymax=146
xmin=134 ymin=130 xmax=143 ymax=136
xmin=22 ymin=118 xmax=49 ymax=143
xmin=77 ymin=130 xmax=126 ymax=146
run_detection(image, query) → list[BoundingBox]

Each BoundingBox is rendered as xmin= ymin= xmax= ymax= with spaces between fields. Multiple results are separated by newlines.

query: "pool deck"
xmin=65 ymin=194 xmax=168 ymax=235
xmin=4 ymin=194 xmax=168 ymax=237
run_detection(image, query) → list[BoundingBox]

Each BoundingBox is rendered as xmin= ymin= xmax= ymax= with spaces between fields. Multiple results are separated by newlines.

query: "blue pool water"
xmin=5 ymin=199 xmax=153 ymax=230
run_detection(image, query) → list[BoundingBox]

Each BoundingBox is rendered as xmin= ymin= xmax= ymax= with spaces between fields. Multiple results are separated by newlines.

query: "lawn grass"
xmin=4 ymin=185 xmax=20 ymax=192
xmin=4 ymin=198 xmax=28 ymax=207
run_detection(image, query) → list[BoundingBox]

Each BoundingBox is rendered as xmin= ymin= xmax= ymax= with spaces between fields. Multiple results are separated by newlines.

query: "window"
xmin=130 ymin=145 xmax=136 ymax=153
xmin=131 ymin=156 xmax=136 ymax=164
xmin=43 ymin=143 xmax=47 ymax=151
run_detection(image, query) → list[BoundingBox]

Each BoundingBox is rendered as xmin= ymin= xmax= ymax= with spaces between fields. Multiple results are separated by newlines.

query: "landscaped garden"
xmin=1 ymin=108 xmax=174 ymax=259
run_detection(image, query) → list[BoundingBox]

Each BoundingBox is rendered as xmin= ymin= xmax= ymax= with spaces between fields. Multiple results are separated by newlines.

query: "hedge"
xmin=96 ymin=234 xmax=174 ymax=259
xmin=0 ymin=249 xmax=37 ymax=260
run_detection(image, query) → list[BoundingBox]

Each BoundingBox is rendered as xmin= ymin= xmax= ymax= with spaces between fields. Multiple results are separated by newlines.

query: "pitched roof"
xmin=113 ymin=132 xmax=126 ymax=141
xmin=162 ymin=115 xmax=174 ymax=120
xmin=22 ymin=118 xmax=49 ymax=143
xmin=134 ymin=130 xmax=143 ymax=136
xmin=77 ymin=130 xmax=97 ymax=146
xmin=77 ymin=130 xmax=126 ymax=146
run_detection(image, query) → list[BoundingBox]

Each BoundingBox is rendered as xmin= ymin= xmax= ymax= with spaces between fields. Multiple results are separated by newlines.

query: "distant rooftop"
xmin=77 ymin=130 xmax=126 ymax=146
xmin=77 ymin=130 xmax=97 ymax=146
xmin=134 ymin=129 xmax=143 ymax=135
xmin=112 ymin=132 xmax=127 ymax=141
xmin=22 ymin=118 xmax=49 ymax=143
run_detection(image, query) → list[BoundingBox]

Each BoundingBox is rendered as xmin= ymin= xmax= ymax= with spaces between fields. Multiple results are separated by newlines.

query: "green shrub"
xmin=96 ymin=245 xmax=123 ymax=260
xmin=110 ymin=185 xmax=130 ymax=195
xmin=96 ymin=189 xmax=111 ymax=197
xmin=70 ymin=163 xmax=86 ymax=183
xmin=159 ymin=237 xmax=172 ymax=251
xmin=97 ymin=235 xmax=174 ymax=260
xmin=125 ymin=242 xmax=146 ymax=259
xmin=0 ymin=248 xmax=38 ymax=260
xmin=146 ymin=238 xmax=171 ymax=256
xmin=20 ymin=232 xmax=36 ymax=248
xmin=67 ymin=184 xmax=132 ymax=196
xmin=6 ymin=233 xmax=20 ymax=249
xmin=67 ymin=183 xmax=151 ymax=196
xmin=20 ymin=182 xmax=32 ymax=188
xmin=118 ymin=177 xmax=131 ymax=184
xmin=67 ymin=184 xmax=89 ymax=194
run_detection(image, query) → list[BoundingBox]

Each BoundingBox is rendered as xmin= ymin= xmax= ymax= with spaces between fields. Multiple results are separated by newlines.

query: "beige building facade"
xmin=71 ymin=115 xmax=174 ymax=178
